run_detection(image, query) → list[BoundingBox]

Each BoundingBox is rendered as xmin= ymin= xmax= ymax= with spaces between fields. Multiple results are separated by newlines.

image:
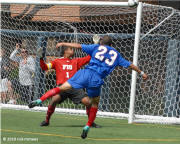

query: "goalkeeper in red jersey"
xmin=29 ymin=46 xmax=101 ymax=128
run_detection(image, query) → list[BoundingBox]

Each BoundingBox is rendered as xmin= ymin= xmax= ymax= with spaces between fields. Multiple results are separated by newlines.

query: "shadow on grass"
xmin=48 ymin=124 xmax=118 ymax=128
xmin=48 ymin=124 xmax=84 ymax=128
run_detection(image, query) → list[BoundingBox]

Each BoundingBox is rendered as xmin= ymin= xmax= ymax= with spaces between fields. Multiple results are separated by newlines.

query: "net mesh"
xmin=1 ymin=3 xmax=180 ymax=120
xmin=135 ymin=4 xmax=180 ymax=118
xmin=1 ymin=4 xmax=136 ymax=113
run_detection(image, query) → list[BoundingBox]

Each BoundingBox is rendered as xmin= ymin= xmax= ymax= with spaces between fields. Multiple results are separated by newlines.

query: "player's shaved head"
xmin=100 ymin=35 xmax=112 ymax=46
xmin=61 ymin=46 xmax=69 ymax=56
xmin=61 ymin=46 xmax=74 ymax=57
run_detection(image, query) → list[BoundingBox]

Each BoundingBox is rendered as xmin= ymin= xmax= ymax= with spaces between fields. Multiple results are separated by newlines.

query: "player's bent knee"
xmin=81 ymin=97 xmax=91 ymax=107
xmin=50 ymin=95 xmax=61 ymax=106
xmin=91 ymin=96 xmax=100 ymax=107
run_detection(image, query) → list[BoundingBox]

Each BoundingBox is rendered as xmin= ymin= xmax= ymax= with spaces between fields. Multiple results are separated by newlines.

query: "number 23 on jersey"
xmin=95 ymin=46 xmax=117 ymax=66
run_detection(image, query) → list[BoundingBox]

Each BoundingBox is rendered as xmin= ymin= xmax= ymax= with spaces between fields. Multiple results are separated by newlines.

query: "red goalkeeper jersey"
xmin=40 ymin=55 xmax=91 ymax=85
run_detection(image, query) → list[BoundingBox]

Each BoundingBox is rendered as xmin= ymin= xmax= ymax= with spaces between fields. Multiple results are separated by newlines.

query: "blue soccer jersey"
xmin=81 ymin=44 xmax=131 ymax=79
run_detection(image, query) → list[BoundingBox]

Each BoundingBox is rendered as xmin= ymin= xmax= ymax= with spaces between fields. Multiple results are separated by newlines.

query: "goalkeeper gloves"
xmin=93 ymin=34 xmax=100 ymax=44
xmin=36 ymin=47 xmax=43 ymax=58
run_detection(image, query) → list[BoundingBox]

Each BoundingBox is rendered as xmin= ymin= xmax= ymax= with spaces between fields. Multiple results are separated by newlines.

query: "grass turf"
xmin=1 ymin=109 xmax=180 ymax=144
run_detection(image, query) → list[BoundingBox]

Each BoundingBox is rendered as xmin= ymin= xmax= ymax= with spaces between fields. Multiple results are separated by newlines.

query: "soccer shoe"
xmin=91 ymin=122 xmax=102 ymax=128
xmin=28 ymin=99 xmax=42 ymax=108
xmin=81 ymin=125 xmax=90 ymax=139
xmin=40 ymin=121 xmax=49 ymax=127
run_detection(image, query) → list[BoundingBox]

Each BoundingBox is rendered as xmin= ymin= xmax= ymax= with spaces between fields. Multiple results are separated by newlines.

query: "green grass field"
xmin=1 ymin=109 xmax=180 ymax=144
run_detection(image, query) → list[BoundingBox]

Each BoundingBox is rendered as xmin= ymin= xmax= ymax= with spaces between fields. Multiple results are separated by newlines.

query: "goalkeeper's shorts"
xmin=58 ymin=88 xmax=86 ymax=105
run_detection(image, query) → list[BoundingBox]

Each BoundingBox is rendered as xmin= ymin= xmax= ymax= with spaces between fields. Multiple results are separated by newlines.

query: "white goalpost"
xmin=1 ymin=0 xmax=180 ymax=124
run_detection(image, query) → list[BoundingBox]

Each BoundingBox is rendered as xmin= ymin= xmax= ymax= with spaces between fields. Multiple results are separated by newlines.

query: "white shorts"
xmin=0 ymin=78 xmax=8 ymax=92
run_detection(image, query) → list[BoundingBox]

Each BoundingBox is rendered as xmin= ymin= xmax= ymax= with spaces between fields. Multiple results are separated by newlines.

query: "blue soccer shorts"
xmin=67 ymin=69 xmax=103 ymax=97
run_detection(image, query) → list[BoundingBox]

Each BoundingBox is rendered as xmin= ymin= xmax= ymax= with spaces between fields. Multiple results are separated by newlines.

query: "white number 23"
xmin=95 ymin=46 xmax=117 ymax=66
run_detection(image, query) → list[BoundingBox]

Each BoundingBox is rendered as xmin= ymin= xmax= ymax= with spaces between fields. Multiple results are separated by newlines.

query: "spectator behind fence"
xmin=0 ymin=48 xmax=14 ymax=104
xmin=10 ymin=43 xmax=35 ymax=103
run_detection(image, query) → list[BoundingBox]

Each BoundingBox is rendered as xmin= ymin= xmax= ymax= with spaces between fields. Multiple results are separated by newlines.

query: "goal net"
xmin=1 ymin=0 xmax=180 ymax=124
xmin=130 ymin=3 xmax=180 ymax=124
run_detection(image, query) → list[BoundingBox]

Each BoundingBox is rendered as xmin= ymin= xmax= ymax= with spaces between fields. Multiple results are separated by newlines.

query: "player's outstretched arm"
xmin=56 ymin=42 xmax=82 ymax=49
xmin=40 ymin=58 xmax=50 ymax=71
xmin=129 ymin=64 xmax=148 ymax=80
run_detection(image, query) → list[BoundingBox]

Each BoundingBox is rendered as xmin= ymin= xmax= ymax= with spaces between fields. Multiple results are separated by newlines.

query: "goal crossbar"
xmin=1 ymin=0 xmax=131 ymax=7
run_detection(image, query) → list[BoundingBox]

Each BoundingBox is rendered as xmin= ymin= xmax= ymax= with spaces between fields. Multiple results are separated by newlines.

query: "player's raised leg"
xmin=28 ymin=82 xmax=72 ymax=108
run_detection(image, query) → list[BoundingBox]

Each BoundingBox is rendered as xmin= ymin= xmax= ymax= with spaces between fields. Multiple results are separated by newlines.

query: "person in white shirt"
xmin=0 ymin=49 xmax=14 ymax=104
xmin=10 ymin=43 xmax=35 ymax=103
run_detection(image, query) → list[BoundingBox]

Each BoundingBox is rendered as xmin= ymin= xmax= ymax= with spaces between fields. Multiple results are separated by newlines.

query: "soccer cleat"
xmin=91 ymin=122 xmax=102 ymax=128
xmin=40 ymin=121 xmax=49 ymax=127
xmin=28 ymin=99 xmax=42 ymax=108
xmin=81 ymin=125 xmax=90 ymax=139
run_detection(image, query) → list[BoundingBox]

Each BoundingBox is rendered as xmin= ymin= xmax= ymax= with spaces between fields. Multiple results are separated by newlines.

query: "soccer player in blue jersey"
xmin=31 ymin=35 xmax=148 ymax=139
